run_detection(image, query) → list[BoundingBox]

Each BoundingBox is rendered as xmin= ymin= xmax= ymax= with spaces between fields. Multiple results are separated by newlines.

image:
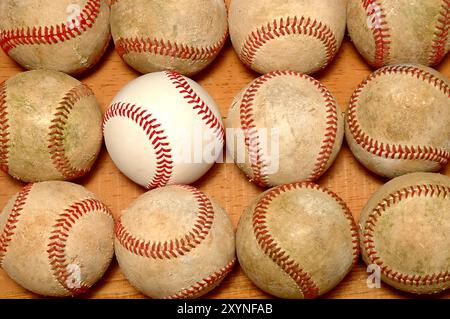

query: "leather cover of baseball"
xmin=103 ymin=71 xmax=224 ymax=189
xmin=115 ymin=185 xmax=236 ymax=299
xmin=347 ymin=0 xmax=450 ymax=68
xmin=0 ymin=0 xmax=111 ymax=75
xmin=360 ymin=172 xmax=450 ymax=294
xmin=236 ymin=182 xmax=359 ymax=299
xmin=229 ymin=0 xmax=347 ymax=75
xmin=110 ymin=0 xmax=228 ymax=76
xmin=345 ymin=64 xmax=450 ymax=179
xmin=0 ymin=70 xmax=103 ymax=183
xmin=226 ymin=70 xmax=344 ymax=188
xmin=0 ymin=181 xmax=115 ymax=297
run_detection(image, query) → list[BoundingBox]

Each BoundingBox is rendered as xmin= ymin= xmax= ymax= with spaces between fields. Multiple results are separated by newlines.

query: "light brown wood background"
xmin=0 ymin=1 xmax=449 ymax=299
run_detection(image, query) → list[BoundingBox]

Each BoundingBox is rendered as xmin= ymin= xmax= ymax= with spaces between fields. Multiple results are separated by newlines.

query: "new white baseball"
xmin=226 ymin=70 xmax=344 ymax=187
xmin=0 ymin=181 xmax=114 ymax=297
xmin=115 ymin=185 xmax=236 ymax=299
xmin=229 ymin=0 xmax=347 ymax=75
xmin=103 ymin=71 xmax=224 ymax=189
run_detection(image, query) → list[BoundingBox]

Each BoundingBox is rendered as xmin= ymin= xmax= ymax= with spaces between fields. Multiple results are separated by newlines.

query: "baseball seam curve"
xmin=252 ymin=182 xmax=359 ymax=298
xmin=362 ymin=0 xmax=391 ymax=68
xmin=165 ymin=71 xmax=225 ymax=144
xmin=163 ymin=257 xmax=236 ymax=299
xmin=103 ymin=102 xmax=174 ymax=189
xmin=363 ymin=184 xmax=450 ymax=286
xmin=47 ymin=198 xmax=113 ymax=295
xmin=347 ymin=65 xmax=450 ymax=166
xmin=115 ymin=185 xmax=214 ymax=259
xmin=429 ymin=0 xmax=450 ymax=66
xmin=0 ymin=81 xmax=9 ymax=173
xmin=0 ymin=184 xmax=33 ymax=268
xmin=239 ymin=16 xmax=338 ymax=70
xmin=48 ymin=84 xmax=95 ymax=180
xmin=0 ymin=0 xmax=102 ymax=55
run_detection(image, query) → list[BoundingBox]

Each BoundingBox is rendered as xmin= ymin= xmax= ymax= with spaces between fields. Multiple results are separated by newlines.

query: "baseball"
xmin=0 ymin=181 xmax=114 ymax=297
xmin=360 ymin=172 xmax=450 ymax=294
xmin=226 ymin=70 xmax=344 ymax=188
xmin=345 ymin=64 xmax=450 ymax=178
xmin=229 ymin=0 xmax=347 ymax=75
xmin=236 ymin=182 xmax=359 ymax=299
xmin=0 ymin=0 xmax=111 ymax=75
xmin=103 ymin=71 xmax=224 ymax=189
xmin=0 ymin=70 xmax=103 ymax=183
xmin=347 ymin=0 xmax=450 ymax=68
xmin=115 ymin=185 xmax=236 ymax=299
xmin=110 ymin=0 xmax=228 ymax=76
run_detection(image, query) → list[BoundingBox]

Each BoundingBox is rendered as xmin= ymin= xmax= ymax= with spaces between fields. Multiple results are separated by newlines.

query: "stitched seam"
xmin=363 ymin=184 xmax=450 ymax=286
xmin=239 ymin=16 xmax=337 ymax=69
xmin=47 ymin=198 xmax=113 ymax=295
xmin=48 ymin=84 xmax=94 ymax=180
xmin=103 ymin=102 xmax=174 ymax=189
xmin=0 ymin=184 xmax=33 ymax=268
xmin=115 ymin=31 xmax=228 ymax=62
xmin=115 ymin=185 xmax=215 ymax=259
xmin=163 ymin=258 xmax=236 ymax=299
xmin=347 ymin=65 xmax=450 ymax=165
xmin=165 ymin=71 xmax=225 ymax=143
xmin=0 ymin=81 xmax=9 ymax=173
xmin=239 ymin=70 xmax=339 ymax=186
xmin=362 ymin=0 xmax=391 ymax=67
xmin=252 ymin=182 xmax=359 ymax=298
xmin=0 ymin=0 xmax=102 ymax=55
xmin=429 ymin=0 xmax=450 ymax=66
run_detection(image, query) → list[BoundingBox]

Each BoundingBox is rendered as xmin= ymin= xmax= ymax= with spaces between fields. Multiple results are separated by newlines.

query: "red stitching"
xmin=165 ymin=71 xmax=224 ymax=143
xmin=239 ymin=70 xmax=339 ymax=187
xmin=347 ymin=65 xmax=450 ymax=166
xmin=103 ymin=102 xmax=173 ymax=189
xmin=163 ymin=258 xmax=236 ymax=299
xmin=0 ymin=184 xmax=33 ymax=268
xmin=115 ymin=185 xmax=215 ymax=259
xmin=115 ymin=31 xmax=228 ymax=64
xmin=239 ymin=16 xmax=337 ymax=70
xmin=252 ymin=182 xmax=359 ymax=298
xmin=48 ymin=84 xmax=95 ymax=180
xmin=0 ymin=81 xmax=9 ymax=174
xmin=429 ymin=0 xmax=450 ymax=66
xmin=361 ymin=0 xmax=391 ymax=68
xmin=0 ymin=0 xmax=102 ymax=55
xmin=363 ymin=184 xmax=450 ymax=286
xmin=47 ymin=198 xmax=112 ymax=295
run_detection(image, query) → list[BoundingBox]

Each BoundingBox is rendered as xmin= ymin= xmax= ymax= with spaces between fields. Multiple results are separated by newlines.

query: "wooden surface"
xmin=0 ymin=17 xmax=450 ymax=300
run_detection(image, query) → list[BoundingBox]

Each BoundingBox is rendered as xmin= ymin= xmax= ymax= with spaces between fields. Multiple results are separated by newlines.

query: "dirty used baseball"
xmin=0 ymin=0 xmax=111 ymax=75
xmin=345 ymin=64 xmax=450 ymax=178
xmin=103 ymin=71 xmax=224 ymax=189
xmin=0 ymin=70 xmax=103 ymax=183
xmin=110 ymin=0 xmax=228 ymax=76
xmin=347 ymin=0 xmax=450 ymax=68
xmin=226 ymin=70 xmax=344 ymax=188
xmin=115 ymin=185 xmax=236 ymax=299
xmin=360 ymin=172 xmax=450 ymax=294
xmin=236 ymin=182 xmax=359 ymax=299
xmin=0 ymin=181 xmax=114 ymax=297
xmin=229 ymin=0 xmax=347 ymax=75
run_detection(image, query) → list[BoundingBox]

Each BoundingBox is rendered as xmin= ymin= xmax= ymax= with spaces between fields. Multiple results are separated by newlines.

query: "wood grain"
xmin=0 ymin=5 xmax=449 ymax=299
